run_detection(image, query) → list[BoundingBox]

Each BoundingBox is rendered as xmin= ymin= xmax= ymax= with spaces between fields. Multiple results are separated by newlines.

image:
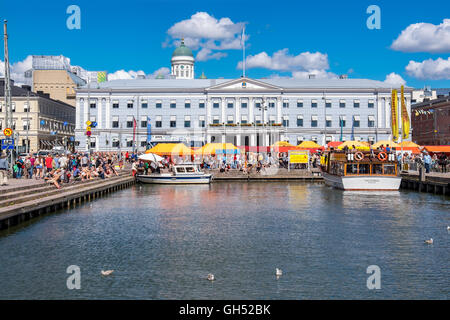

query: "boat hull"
xmin=323 ymin=173 xmax=401 ymax=191
xmin=136 ymin=173 xmax=212 ymax=184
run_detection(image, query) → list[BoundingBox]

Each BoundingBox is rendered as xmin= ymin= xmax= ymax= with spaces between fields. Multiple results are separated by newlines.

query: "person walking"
xmin=423 ymin=152 xmax=432 ymax=174
xmin=438 ymin=153 xmax=447 ymax=173
xmin=0 ymin=153 xmax=9 ymax=186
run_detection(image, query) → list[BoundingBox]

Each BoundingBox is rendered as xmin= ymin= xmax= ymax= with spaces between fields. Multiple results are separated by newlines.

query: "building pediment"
xmin=206 ymin=77 xmax=282 ymax=92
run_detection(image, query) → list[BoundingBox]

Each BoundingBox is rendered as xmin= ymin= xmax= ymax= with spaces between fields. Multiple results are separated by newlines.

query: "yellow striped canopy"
xmin=195 ymin=143 xmax=240 ymax=155
xmin=337 ymin=141 xmax=370 ymax=150
xmin=297 ymin=141 xmax=321 ymax=148
xmin=372 ymin=140 xmax=400 ymax=148
xmin=271 ymin=141 xmax=294 ymax=147
xmin=146 ymin=143 xmax=193 ymax=156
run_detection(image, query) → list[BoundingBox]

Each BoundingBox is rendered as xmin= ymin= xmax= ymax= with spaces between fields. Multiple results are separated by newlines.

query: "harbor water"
xmin=0 ymin=182 xmax=448 ymax=299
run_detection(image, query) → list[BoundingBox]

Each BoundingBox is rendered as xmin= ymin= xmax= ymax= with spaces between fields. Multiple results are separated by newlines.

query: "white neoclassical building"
xmin=74 ymin=42 xmax=413 ymax=152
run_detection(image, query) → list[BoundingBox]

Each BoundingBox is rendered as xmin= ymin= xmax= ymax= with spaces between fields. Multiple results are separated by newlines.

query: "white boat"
xmin=322 ymin=150 xmax=402 ymax=191
xmin=136 ymin=164 xmax=212 ymax=184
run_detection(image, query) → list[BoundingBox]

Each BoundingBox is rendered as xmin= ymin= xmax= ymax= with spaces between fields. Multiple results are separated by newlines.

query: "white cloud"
xmin=148 ymin=67 xmax=171 ymax=79
xmin=0 ymin=55 xmax=33 ymax=85
xmin=405 ymin=57 xmax=450 ymax=80
xmin=166 ymin=12 xmax=246 ymax=61
xmin=238 ymin=49 xmax=329 ymax=71
xmin=384 ymin=72 xmax=406 ymax=86
xmin=196 ymin=48 xmax=227 ymax=62
xmin=391 ymin=19 xmax=450 ymax=53
xmin=107 ymin=69 xmax=146 ymax=80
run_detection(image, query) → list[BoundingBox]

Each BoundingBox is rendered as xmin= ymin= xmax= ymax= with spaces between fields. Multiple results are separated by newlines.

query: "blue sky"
xmin=1 ymin=0 xmax=449 ymax=88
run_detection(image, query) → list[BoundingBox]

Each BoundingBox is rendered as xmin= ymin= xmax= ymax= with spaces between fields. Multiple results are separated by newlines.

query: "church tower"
xmin=171 ymin=39 xmax=195 ymax=79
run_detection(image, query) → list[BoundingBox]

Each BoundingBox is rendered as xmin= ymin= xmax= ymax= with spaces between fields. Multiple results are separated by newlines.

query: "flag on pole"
xmin=133 ymin=117 xmax=137 ymax=149
xmin=146 ymin=116 xmax=152 ymax=149
xmin=391 ymin=89 xmax=399 ymax=142
xmin=401 ymin=85 xmax=410 ymax=139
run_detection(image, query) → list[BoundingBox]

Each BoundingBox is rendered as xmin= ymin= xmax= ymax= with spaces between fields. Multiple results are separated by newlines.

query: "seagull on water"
xmin=424 ymin=238 xmax=433 ymax=245
xmin=101 ymin=270 xmax=114 ymax=276
xmin=276 ymin=268 xmax=283 ymax=277
xmin=207 ymin=273 xmax=215 ymax=281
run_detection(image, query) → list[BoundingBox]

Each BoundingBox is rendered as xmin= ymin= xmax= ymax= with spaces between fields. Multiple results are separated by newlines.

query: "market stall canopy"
xmin=337 ymin=141 xmax=369 ymax=150
xmin=372 ymin=140 xmax=400 ymax=148
xmin=146 ymin=143 xmax=193 ymax=156
xmin=271 ymin=141 xmax=294 ymax=147
xmin=399 ymin=141 xmax=420 ymax=148
xmin=240 ymin=146 xmax=270 ymax=153
xmin=138 ymin=153 xmax=164 ymax=162
xmin=326 ymin=141 xmax=343 ymax=148
xmin=423 ymin=145 xmax=450 ymax=154
xmin=195 ymin=143 xmax=240 ymax=155
xmin=298 ymin=141 xmax=322 ymax=148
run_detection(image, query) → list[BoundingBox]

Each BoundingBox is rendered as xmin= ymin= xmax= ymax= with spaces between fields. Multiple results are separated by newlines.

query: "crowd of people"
xmin=0 ymin=151 xmax=124 ymax=188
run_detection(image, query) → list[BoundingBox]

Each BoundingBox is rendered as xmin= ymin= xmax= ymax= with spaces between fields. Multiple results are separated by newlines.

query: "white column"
xmin=105 ymin=97 xmax=110 ymax=129
xmin=249 ymin=97 xmax=254 ymax=124
xmin=236 ymin=98 xmax=240 ymax=125
xmin=236 ymin=134 xmax=241 ymax=146
xmin=377 ymin=96 xmax=383 ymax=128
xmin=83 ymin=98 xmax=88 ymax=129
xmin=250 ymin=133 xmax=256 ymax=146
xmin=207 ymin=97 xmax=212 ymax=126
xmin=276 ymin=96 xmax=282 ymax=123
xmin=385 ymin=97 xmax=390 ymax=129
xmin=221 ymin=97 xmax=226 ymax=124
xmin=76 ymin=98 xmax=81 ymax=130
xmin=98 ymin=98 xmax=103 ymax=129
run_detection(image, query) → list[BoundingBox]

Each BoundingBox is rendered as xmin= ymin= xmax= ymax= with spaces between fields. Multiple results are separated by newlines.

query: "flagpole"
xmin=242 ymin=26 xmax=246 ymax=78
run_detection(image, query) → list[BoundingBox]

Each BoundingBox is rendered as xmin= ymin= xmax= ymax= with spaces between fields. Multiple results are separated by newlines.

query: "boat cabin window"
xmin=384 ymin=164 xmax=396 ymax=175
xmin=185 ymin=167 xmax=195 ymax=173
xmin=359 ymin=164 xmax=370 ymax=174
xmin=176 ymin=167 xmax=186 ymax=173
xmin=372 ymin=164 xmax=383 ymax=174
xmin=346 ymin=164 xmax=358 ymax=175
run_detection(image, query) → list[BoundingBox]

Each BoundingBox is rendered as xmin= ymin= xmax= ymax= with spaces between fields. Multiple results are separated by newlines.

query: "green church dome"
xmin=172 ymin=39 xmax=194 ymax=58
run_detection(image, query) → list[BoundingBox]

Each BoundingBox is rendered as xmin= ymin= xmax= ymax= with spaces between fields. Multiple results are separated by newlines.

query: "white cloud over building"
xmin=405 ymin=57 xmax=450 ymax=80
xmin=383 ymin=72 xmax=406 ymax=87
xmin=391 ymin=19 xmax=450 ymax=53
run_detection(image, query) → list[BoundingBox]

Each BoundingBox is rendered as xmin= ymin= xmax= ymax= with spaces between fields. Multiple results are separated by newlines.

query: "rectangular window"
xmin=112 ymin=116 xmax=119 ymax=128
xmin=227 ymin=115 xmax=234 ymax=124
xmin=112 ymin=139 xmax=120 ymax=148
xmin=354 ymin=100 xmax=360 ymax=108
xmin=213 ymin=102 xmax=219 ymax=108
xmin=11 ymin=103 xmax=15 ymax=112
xmin=199 ymin=101 xmax=205 ymax=108
xmin=155 ymin=116 xmax=162 ymax=128
xmin=91 ymin=140 xmax=96 ymax=148
xmin=339 ymin=99 xmax=346 ymax=108
xmin=170 ymin=101 xmax=176 ymax=108
xmin=184 ymin=120 xmax=191 ymax=127
xmin=311 ymin=100 xmax=318 ymax=108
xmin=269 ymin=115 xmax=276 ymax=124
xmin=112 ymin=100 xmax=119 ymax=108
xmin=213 ymin=116 xmax=220 ymax=124
xmin=255 ymin=115 xmax=262 ymax=124
xmin=90 ymin=101 xmax=96 ymax=109
xmin=140 ymin=141 xmax=147 ymax=147
xmin=241 ymin=115 xmax=248 ymax=124
xmin=156 ymin=101 xmax=162 ymax=108
xmin=269 ymin=102 xmax=275 ymax=108
xmin=368 ymin=116 xmax=375 ymax=128
xmin=24 ymin=103 xmax=30 ymax=112
xmin=283 ymin=100 xmax=289 ymax=108
xmin=282 ymin=116 xmax=289 ymax=127
xmin=353 ymin=116 xmax=360 ymax=127
xmin=170 ymin=116 xmax=176 ymax=128
xmin=311 ymin=115 xmax=318 ymax=127
xmin=23 ymin=120 xmax=30 ymax=130
xmin=185 ymin=101 xmax=191 ymax=109
xmin=297 ymin=116 xmax=303 ymax=127
xmin=368 ymin=100 xmax=375 ymax=108
xmin=326 ymin=116 xmax=332 ymax=127
xmin=241 ymin=102 xmax=248 ymax=108
xmin=325 ymin=99 xmax=332 ymax=108
xmin=141 ymin=119 xmax=147 ymax=128
xmin=297 ymin=100 xmax=303 ymax=108
xmin=127 ymin=119 xmax=134 ymax=128
xmin=227 ymin=102 xmax=234 ymax=109
xmin=199 ymin=116 xmax=205 ymax=128
xmin=141 ymin=101 xmax=148 ymax=108
xmin=255 ymin=102 xmax=261 ymax=109
xmin=339 ymin=116 xmax=346 ymax=127
xmin=127 ymin=100 xmax=134 ymax=109
xmin=126 ymin=140 xmax=133 ymax=147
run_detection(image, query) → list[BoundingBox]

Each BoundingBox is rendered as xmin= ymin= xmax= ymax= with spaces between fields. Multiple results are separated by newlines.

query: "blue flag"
xmin=351 ymin=116 xmax=355 ymax=141
xmin=146 ymin=116 xmax=151 ymax=149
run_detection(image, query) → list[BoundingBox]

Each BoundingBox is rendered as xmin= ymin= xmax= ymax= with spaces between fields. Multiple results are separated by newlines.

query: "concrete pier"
xmin=400 ymin=171 xmax=449 ymax=196
xmin=0 ymin=174 xmax=135 ymax=230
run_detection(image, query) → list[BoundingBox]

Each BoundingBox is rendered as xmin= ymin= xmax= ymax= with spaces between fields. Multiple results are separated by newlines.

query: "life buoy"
xmin=354 ymin=152 xmax=364 ymax=161
xmin=378 ymin=152 xmax=387 ymax=161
